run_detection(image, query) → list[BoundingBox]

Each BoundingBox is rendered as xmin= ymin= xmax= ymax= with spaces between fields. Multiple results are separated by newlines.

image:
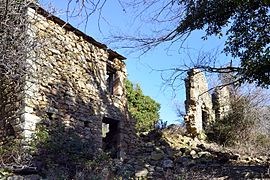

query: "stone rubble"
xmin=0 ymin=3 xmax=269 ymax=180
xmin=1 ymin=118 xmax=269 ymax=179
xmin=121 ymin=125 xmax=270 ymax=179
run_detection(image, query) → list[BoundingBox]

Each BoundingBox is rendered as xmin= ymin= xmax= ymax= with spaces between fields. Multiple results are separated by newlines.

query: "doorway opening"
xmin=202 ymin=109 xmax=208 ymax=130
xmin=102 ymin=117 xmax=120 ymax=158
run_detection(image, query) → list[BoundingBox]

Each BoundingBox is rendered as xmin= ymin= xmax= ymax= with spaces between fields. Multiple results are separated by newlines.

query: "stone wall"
xmin=1 ymin=5 xmax=137 ymax=160
xmin=184 ymin=69 xmax=231 ymax=136
xmin=0 ymin=1 xmax=32 ymax=146
xmin=212 ymin=86 xmax=231 ymax=120
xmin=184 ymin=69 xmax=214 ymax=135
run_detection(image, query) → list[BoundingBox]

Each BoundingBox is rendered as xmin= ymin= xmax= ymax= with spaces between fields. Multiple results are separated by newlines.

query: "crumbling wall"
xmin=184 ymin=69 xmax=232 ymax=136
xmin=3 ymin=5 xmax=137 ymax=160
xmin=24 ymin=5 xmax=135 ymax=156
xmin=184 ymin=69 xmax=214 ymax=135
xmin=212 ymin=86 xmax=231 ymax=120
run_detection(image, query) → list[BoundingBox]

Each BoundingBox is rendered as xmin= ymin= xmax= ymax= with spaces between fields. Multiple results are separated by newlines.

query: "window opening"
xmin=102 ymin=117 xmax=120 ymax=158
xmin=106 ymin=65 xmax=116 ymax=95
xmin=47 ymin=112 xmax=53 ymax=120
xmin=84 ymin=121 xmax=90 ymax=128
xmin=6 ymin=123 xmax=15 ymax=137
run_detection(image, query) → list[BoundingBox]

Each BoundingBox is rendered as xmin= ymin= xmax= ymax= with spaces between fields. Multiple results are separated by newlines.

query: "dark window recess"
xmin=202 ymin=109 xmax=208 ymax=130
xmin=102 ymin=117 xmax=120 ymax=159
xmin=47 ymin=112 xmax=53 ymax=120
xmin=84 ymin=121 xmax=90 ymax=128
xmin=215 ymin=109 xmax=219 ymax=120
xmin=6 ymin=123 xmax=15 ymax=137
xmin=106 ymin=65 xmax=116 ymax=95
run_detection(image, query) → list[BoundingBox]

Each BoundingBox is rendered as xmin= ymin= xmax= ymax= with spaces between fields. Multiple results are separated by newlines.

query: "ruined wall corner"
xmin=184 ymin=69 xmax=231 ymax=136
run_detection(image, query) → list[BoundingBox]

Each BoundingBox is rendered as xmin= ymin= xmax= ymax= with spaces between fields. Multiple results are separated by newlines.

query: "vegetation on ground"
xmin=207 ymin=79 xmax=270 ymax=155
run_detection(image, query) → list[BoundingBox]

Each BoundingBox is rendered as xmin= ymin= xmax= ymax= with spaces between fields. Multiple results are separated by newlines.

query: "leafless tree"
xmin=0 ymin=0 xmax=38 ymax=169
xmin=108 ymin=0 xmax=269 ymax=89
xmin=0 ymin=0 xmax=31 ymax=139
xmin=208 ymin=73 xmax=270 ymax=154
xmin=65 ymin=0 xmax=108 ymax=30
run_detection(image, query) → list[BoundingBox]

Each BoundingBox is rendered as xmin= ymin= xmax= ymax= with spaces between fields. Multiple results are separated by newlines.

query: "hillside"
xmin=121 ymin=125 xmax=270 ymax=179
xmin=1 ymin=124 xmax=270 ymax=179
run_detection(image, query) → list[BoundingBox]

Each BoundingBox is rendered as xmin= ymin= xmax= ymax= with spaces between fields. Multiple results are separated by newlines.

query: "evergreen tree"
xmin=125 ymin=80 xmax=160 ymax=132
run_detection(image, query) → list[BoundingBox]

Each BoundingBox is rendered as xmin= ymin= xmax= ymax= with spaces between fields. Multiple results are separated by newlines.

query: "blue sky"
xmin=40 ymin=0 xmax=228 ymax=124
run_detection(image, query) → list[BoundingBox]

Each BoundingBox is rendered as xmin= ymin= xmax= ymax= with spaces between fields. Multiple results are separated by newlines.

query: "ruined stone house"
xmin=184 ymin=69 xmax=231 ymax=136
xmin=0 ymin=3 xmax=136 ymax=159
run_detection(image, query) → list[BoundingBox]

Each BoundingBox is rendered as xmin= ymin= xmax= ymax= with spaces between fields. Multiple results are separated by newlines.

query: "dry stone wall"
xmin=1 ymin=5 xmax=137 ymax=160
xmin=184 ymin=69 xmax=231 ymax=136
xmin=212 ymin=86 xmax=231 ymax=120
xmin=184 ymin=69 xmax=214 ymax=135
xmin=0 ymin=2 xmax=33 ymax=145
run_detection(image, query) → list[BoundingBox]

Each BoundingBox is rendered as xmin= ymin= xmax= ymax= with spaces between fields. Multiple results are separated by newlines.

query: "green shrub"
xmin=208 ymin=96 xmax=255 ymax=146
xmin=207 ymin=84 xmax=270 ymax=155
xmin=126 ymin=80 xmax=160 ymax=133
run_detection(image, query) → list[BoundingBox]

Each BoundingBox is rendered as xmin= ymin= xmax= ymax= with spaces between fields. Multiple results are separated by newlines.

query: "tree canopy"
xmin=114 ymin=0 xmax=270 ymax=88
xmin=178 ymin=0 xmax=270 ymax=87
xmin=125 ymin=80 xmax=160 ymax=132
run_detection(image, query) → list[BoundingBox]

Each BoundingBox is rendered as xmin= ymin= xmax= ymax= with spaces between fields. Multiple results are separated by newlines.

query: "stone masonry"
xmin=184 ymin=69 xmax=230 ymax=136
xmin=1 ymin=4 xmax=136 ymax=160
xmin=212 ymin=86 xmax=231 ymax=120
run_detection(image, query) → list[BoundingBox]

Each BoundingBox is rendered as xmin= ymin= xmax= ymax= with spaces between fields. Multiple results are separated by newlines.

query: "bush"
xmin=207 ymin=84 xmax=270 ymax=155
xmin=125 ymin=80 xmax=160 ymax=133
xmin=255 ymin=133 xmax=270 ymax=149
xmin=208 ymin=96 xmax=255 ymax=146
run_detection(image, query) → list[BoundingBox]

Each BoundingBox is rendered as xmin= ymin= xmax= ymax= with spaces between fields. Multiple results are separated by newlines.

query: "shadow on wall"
xmin=31 ymin=72 xmax=130 ymax=179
